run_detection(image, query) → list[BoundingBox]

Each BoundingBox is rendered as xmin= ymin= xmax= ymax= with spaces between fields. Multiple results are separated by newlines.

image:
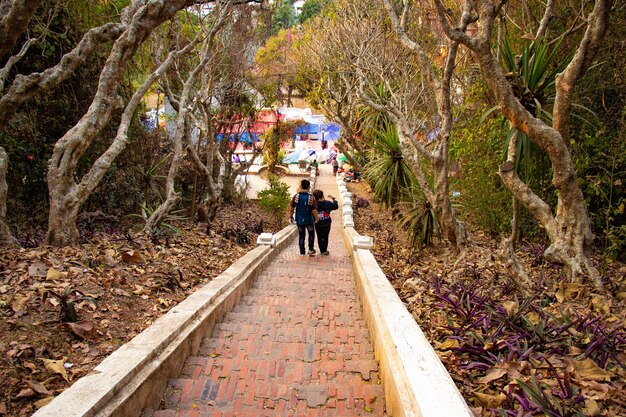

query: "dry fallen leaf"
xmin=525 ymin=311 xmax=540 ymax=325
xmin=474 ymin=391 xmax=506 ymax=408
xmin=590 ymin=295 xmax=611 ymax=315
xmin=556 ymin=282 xmax=586 ymax=303
xmin=582 ymin=399 xmax=601 ymax=416
xmin=42 ymin=358 xmax=69 ymax=381
xmin=122 ymin=250 xmax=145 ymax=264
xmin=34 ymin=397 xmax=55 ymax=409
xmin=28 ymin=262 xmax=49 ymax=278
xmin=573 ymin=358 xmax=613 ymax=382
xmin=438 ymin=339 xmax=460 ymax=350
xmin=10 ymin=294 xmax=29 ymax=314
xmin=478 ymin=366 xmax=508 ymax=384
xmin=65 ymin=321 xmax=97 ymax=340
xmin=15 ymin=388 xmax=36 ymax=399
xmin=502 ymin=300 xmax=519 ymax=317
xmin=26 ymin=380 xmax=52 ymax=396
xmin=46 ymin=268 xmax=63 ymax=280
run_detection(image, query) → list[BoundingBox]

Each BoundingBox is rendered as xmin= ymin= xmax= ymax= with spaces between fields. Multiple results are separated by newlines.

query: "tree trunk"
xmin=433 ymin=0 xmax=608 ymax=288
xmin=46 ymin=192 xmax=81 ymax=247
xmin=0 ymin=147 xmax=17 ymax=246
xmin=205 ymin=192 xmax=221 ymax=224
xmin=431 ymin=141 xmax=467 ymax=249
xmin=144 ymin=2 xmax=231 ymax=235
xmin=44 ymin=1 xmax=234 ymax=246
xmin=144 ymin=121 xmax=187 ymax=235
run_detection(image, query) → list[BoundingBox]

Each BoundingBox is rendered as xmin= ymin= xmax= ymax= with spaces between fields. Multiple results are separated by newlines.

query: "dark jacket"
xmin=316 ymin=199 xmax=339 ymax=225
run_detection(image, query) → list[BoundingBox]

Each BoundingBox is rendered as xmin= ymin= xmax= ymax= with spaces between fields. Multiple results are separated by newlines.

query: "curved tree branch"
xmin=0 ymin=0 xmax=40 ymax=59
xmin=0 ymin=22 xmax=125 ymax=127
xmin=553 ymin=0 xmax=610 ymax=142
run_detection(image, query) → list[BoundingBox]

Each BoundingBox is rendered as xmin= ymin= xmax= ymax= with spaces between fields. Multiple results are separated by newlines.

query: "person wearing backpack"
xmin=312 ymin=189 xmax=339 ymax=256
xmin=289 ymin=179 xmax=319 ymax=256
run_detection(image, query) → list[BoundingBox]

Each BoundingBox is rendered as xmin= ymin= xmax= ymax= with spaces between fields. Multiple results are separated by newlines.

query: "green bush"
xmin=573 ymin=129 xmax=626 ymax=261
xmin=451 ymin=116 xmax=514 ymax=236
xmin=256 ymin=174 xmax=291 ymax=223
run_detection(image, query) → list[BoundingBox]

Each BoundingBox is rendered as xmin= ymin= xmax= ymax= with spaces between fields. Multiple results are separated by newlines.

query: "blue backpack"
xmin=295 ymin=193 xmax=314 ymax=226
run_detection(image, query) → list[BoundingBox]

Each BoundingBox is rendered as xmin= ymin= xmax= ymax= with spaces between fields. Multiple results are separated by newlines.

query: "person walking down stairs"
xmin=312 ymin=189 xmax=338 ymax=256
xmin=289 ymin=179 xmax=318 ymax=256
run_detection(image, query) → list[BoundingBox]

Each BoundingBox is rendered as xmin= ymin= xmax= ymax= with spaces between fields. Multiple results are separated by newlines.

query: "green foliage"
xmin=130 ymin=202 xmax=186 ymax=238
xmin=271 ymin=0 xmax=296 ymax=35
xmin=364 ymin=124 xmax=415 ymax=208
xmin=0 ymin=2 xmax=115 ymax=226
xmin=43 ymin=286 xmax=98 ymax=323
xmin=451 ymin=112 xmax=514 ymax=236
xmin=298 ymin=0 xmax=331 ymax=24
xmin=396 ymin=185 xmax=439 ymax=248
xmin=262 ymin=121 xmax=294 ymax=172
xmin=572 ymin=130 xmax=626 ymax=261
xmin=500 ymin=36 xmax=570 ymax=117
xmin=257 ymin=174 xmax=291 ymax=222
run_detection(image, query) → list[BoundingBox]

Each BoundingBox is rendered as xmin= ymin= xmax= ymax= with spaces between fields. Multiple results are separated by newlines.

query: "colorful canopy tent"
xmin=321 ymin=123 xmax=341 ymax=141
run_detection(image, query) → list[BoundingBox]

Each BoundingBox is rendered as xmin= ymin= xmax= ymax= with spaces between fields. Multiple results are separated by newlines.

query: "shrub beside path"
xmin=145 ymin=167 xmax=386 ymax=416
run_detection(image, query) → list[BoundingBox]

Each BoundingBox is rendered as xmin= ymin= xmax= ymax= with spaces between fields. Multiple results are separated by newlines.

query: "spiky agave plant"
xmin=364 ymin=124 xmax=416 ymax=208
xmin=395 ymin=183 xmax=440 ymax=248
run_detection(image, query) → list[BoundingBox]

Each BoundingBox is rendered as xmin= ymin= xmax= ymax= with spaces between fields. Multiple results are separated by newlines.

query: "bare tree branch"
xmin=0 ymin=22 xmax=125 ymax=127
xmin=0 ymin=0 xmax=41 ymax=59
xmin=553 ymin=0 xmax=610 ymax=142
xmin=536 ymin=0 xmax=555 ymax=38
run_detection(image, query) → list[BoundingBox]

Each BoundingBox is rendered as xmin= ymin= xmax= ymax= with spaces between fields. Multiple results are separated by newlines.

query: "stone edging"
xmin=335 ymin=174 xmax=473 ymax=417
xmin=34 ymin=225 xmax=298 ymax=417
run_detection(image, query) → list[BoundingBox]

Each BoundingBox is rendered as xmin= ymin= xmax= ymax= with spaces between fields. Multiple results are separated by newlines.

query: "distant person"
xmin=312 ymin=190 xmax=339 ymax=256
xmin=308 ymin=159 xmax=320 ymax=176
xmin=321 ymin=138 xmax=328 ymax=150
xmin=331 ymin=158 xmax=339 ymax=175
xmin=290 ymin=179 xmax=318 ymax=256
xmin=233 ymin=154 xmax=241 ymax=164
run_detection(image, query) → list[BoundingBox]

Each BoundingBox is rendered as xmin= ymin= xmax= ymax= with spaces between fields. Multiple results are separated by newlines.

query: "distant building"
xmin=293 ymin=0 xmax=305 ymax=17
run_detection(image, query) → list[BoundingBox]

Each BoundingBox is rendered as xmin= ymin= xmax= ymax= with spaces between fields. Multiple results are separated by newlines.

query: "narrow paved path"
xmin=146 ymin=167 xmax=385 ymax=416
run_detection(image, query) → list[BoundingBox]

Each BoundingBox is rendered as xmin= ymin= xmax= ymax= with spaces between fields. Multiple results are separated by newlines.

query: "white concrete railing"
xmin=335 ymin=173 xmax=473 ymax=417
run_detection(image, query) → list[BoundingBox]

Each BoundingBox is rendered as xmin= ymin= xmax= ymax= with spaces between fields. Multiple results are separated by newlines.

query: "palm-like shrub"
xmin=364 ymin=125 xmax=415 ymax=208
xmin=395 ymin=183 xmax=440 ymax=248
xmin=499 ymin=37 xmax=571 ymax=189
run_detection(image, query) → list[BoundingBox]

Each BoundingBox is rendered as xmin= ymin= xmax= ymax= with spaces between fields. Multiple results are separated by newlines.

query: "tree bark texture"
xmin=434 ymin=0 xmax=609 ymax=286
xmin=0 ymin=146 xmax=17 ymax=246
xmin=0 ymin=0 xmax=40 ymax=59
xmin=0 ymin=22 xmax=125 ymax=127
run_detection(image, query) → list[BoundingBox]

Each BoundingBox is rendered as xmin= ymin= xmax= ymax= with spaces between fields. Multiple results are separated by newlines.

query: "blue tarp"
xmin=217 ymin=132 xmax=260 ymax=143
xmin=294 ymin=122 xmax=319 ymax=135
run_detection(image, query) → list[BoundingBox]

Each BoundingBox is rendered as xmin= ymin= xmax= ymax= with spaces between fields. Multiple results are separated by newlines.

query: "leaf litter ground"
xmin=1 ymin=185 xmax=624 ymax=417
xmin=0 ymin=202 xmax=280 ymax=416
xmin=348 ymin=181 xmax=626 ymax=417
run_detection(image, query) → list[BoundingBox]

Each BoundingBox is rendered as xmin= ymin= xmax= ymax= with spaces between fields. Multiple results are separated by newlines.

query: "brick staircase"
xmin=143 ymin=212 xmax=386 ymax=416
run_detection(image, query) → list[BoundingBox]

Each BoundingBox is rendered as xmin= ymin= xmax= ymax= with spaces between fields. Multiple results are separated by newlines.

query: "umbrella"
xmin=297 ymin=149 xmax=316 ymax=161
xmin=322 ymin=123 xmax=341 ymax=141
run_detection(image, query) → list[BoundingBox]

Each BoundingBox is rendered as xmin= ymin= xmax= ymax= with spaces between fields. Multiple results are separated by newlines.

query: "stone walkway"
xmin=144 ymin=169 xmax=386 ymax=417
